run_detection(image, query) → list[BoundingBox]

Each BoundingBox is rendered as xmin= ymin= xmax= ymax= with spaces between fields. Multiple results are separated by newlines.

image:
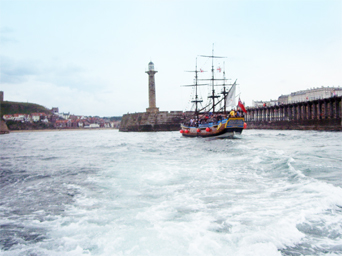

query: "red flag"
xmin=238 ymin=98 xmax=247 ymax=113
xmin=217 ymin=67 xmax=221 ymax=72
xmin=200 ymin=69 xmax=204 ymax=72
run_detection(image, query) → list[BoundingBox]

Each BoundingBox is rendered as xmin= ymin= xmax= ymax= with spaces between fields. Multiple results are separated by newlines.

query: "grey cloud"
xmin=0 ymin=56 xmax=101 ymax=92
xmin=0 ymin=27 xmax=14 ymax=33
xmin=0 ymin=27 xmax=18 ymax=45
xmin=0 ymin=56 xmax=39 ymax=83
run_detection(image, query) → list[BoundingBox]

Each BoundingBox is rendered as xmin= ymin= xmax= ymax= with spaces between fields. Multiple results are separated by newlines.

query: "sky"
xmin=1 ymin=0 xmax=341 ymax=116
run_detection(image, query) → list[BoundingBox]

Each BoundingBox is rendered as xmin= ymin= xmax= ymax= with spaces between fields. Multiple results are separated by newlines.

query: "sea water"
xmin=0 ymin=129 xmax=341 ymax=256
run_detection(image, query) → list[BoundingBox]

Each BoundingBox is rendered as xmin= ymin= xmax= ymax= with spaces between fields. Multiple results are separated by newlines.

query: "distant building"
xmin=279 ymin=86 xmax=342 ymax=104
xmin=59 ymin=112 xmax=70 ymax=120
xmin=0 ymin=91 xmax=3 ymax=102
xmin=13 ymin=114 xmax=26 ymax=121
xmin=84 ymin=123 xmax=100 ymax=128
xmin=3 ymin=115 xmax=13 ymax=121
xmin=51 ymin=107 xmax=59 ymax=115
xmin=253 ymin=86 xmax=342 ymax=107
xmin=55 ymin=120 xmax=71 ymax=128
xmin=3 ymin=114 xmax=29 ymax=122
xmin=269 ymin=100 xmax=278 ymax=106
xmin=278 ymin=95 xmax=289 ymax=105
xmin=252 ymin=99 xmax=278 ymax=107
xmin=31 ymin=113 xmax=48 ymax=122
xmin=31 ymin=114 xmax=40 ymax=122
xmin=251 ymin=100 xmax=264 ymax=107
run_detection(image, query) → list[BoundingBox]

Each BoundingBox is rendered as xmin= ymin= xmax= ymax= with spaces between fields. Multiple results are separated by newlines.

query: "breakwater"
xmin=119 ymin=111 xmax=188 ymax=132
xmin=120 ymin=97 xmax=342 ymax=132
xmin=245 ymin=96 xmax=342 ymax=131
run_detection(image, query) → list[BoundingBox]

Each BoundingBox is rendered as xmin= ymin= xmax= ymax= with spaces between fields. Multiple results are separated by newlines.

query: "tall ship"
xmin=180 ymin=49 xmax=247 ymax=138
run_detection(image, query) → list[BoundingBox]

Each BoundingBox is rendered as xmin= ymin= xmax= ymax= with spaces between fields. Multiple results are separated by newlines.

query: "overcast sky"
xmin=1 ymin=0 xmax=341 ymax=116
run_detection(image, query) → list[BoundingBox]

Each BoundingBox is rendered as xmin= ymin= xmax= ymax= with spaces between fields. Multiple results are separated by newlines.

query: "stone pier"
xmin=119 ymin=111 xmax=187 ymax=132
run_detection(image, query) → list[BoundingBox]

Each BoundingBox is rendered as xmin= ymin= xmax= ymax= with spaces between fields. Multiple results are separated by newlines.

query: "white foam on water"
xmin=1 ymin=130 xmax=342 ymax=255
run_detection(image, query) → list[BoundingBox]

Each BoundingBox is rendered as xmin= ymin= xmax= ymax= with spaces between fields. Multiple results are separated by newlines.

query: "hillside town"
xmin=2 ymin=107 xmax=120 ymax=129
xmin=1 ymin=86 xmax=341 ymax=132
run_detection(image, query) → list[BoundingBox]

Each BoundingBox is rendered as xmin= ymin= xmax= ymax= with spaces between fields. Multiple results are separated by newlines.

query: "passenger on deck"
xmin=230 ymin=109 xmax=236 ymax=117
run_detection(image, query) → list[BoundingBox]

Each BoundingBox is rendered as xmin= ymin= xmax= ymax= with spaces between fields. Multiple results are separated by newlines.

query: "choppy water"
xmin=0 ymin=129 xmax=341 ymax=256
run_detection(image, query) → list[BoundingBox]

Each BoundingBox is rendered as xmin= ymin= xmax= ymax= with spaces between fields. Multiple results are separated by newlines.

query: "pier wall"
xmin=0 ymin=120 xmax=9 ymax=134
xmin=120 ymin=97 xmax=342 ymax=132
xmin=119 ymin=111 xmax=187 ymax=132
xmin=245 ymin=96 xmax=342 ymax=131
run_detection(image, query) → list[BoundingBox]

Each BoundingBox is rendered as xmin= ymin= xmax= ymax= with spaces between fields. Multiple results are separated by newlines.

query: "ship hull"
xmin=180 ymin=117 xmax=245 ymax=138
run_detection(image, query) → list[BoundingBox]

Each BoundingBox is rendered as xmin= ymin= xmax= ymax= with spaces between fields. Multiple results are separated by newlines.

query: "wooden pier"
xmin=245 ymin=96 xmax=342 ymax=131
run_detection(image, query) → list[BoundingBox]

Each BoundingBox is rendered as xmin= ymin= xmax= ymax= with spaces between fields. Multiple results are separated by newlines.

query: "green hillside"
xmin=0 ymin=101 xmax=51 ymax=115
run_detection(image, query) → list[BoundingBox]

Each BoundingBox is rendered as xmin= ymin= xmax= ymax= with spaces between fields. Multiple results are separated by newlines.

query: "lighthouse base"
xmin=119 ymin=111 xmax=185 ymax=132
xmin=146 ymin=107 xmax=159 ymax=113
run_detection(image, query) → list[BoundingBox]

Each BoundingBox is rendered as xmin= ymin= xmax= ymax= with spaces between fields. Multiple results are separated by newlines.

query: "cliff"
xmin=1 ymin=101 xmax=51 ymax=115
xmin=5 ymin=120 xmax=55 ymax=131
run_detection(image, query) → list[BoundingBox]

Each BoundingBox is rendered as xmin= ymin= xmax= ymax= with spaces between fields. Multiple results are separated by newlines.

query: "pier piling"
xmin=245 ymin=96 xmax=342 ymax=131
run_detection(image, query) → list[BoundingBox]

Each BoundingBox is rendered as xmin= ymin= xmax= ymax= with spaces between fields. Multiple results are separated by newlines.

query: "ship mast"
xmin=182 ymin=57 xmax=207 ymax=121
xmin=192 ymin=58 xmax=203 ymax=120
xmin=199 ymin=45 xmax=226 ymax=113
xmin=221 ymin=62 xmax=228 ymax=114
